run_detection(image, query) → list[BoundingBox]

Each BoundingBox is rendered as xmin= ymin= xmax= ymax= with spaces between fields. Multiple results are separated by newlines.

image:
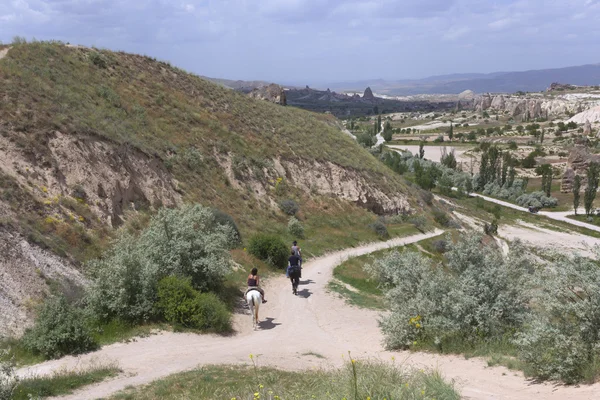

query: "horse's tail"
xmin=249 ymin=296 xmax=254 ymax=307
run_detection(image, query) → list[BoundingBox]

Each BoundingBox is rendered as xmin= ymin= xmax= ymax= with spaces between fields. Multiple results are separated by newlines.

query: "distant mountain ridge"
xmin=324 ymin=63 xmax=600 ymax=96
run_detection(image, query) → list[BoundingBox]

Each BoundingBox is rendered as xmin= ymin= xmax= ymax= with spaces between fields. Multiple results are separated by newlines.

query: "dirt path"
xmin=468 ymin=192 xmax=600 ymax=233
xmin=18 ymin=229 xmax=600 ymax=400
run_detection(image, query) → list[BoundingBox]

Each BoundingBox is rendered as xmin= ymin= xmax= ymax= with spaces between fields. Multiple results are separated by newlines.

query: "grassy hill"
xmin=0 ymin=41 xmax=419 ymax=266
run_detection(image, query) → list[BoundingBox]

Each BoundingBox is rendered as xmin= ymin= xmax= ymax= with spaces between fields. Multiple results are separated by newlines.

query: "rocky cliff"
xmin=473 ymin=93 xmax=600 ymax=120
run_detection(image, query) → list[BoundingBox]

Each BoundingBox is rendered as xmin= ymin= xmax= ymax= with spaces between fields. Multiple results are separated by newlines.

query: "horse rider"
xmin=244 ymin=267 xmax=267 ymax=303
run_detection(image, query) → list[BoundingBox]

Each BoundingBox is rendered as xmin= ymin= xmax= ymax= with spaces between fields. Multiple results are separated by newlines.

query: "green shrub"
xmin=22 ymin=296 xmax=97 ymax=359
xmin=279 ymin=199 xmax=299 ymax=216
xmin=193 ymin=292 xmax=232 ymax=332
xmin=248 ymin=234 xmax=288 ymax=268
xmin=156 ymin=276 xmax=199 ymax=328
xmin=87 ymin=205 xmax=234 ymax=323
xmin=369 ymin=219 xmax=389 ymax=239
xmin=515 ymin=248 xmax=600 ymax=383
xmin=0 ymin=349 xmax=17 ymax=400
xmin=211 ymin=208 xmax=241 ymax=246
xmin=432 ymin=210 xmax=449 ymax=227
xmin=287 ymin=217 xmax=305 ymax=238
xmin=156 ymin=276 xmax=231 ymax=332
xmin=370 ymin=235 xmax=533 ymax=350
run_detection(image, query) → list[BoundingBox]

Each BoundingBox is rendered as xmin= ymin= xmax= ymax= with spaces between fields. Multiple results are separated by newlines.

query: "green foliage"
xmin=211 ymin=208 xmax=241 ymax=246
xmin=419 ymin=141 xmax=425 ymax=159
xmin=109 ymin=362 xmax=460 ymax=400
xmin=432 ymin=210 xmax=450 ymax=227
xmin=156 ymin=276 xmax=231 ymax=332
xmin=381 ymin=151 xmax=408 ymax=175
xmin=0 ymin=349 xmax=17 ymax=400
xmin=369 ymin=219 xmax=389 ymax=239
xmin=515 ymin=247 xmax=600 ymax=383
xmin=573 ymin=175 xmax=582 ymax=215
xmin=11 ymin=364 xmax=119 ymax=400
xmin=87 ymin=205 xmax=234 ymax=322
xmin=248 ymin=234 xmax=288 ymax=268
xmin=287 ymin=217 xmax=305 ymax=238
xmin=515 ymin=191 xmax=558 ymax=209
xmin=585 ymin=162 xmax=600 ymax=216
xmin=535 ymin=164 xmax=553 ymax=197
xmin=89 ymin=51 xmax=108 ymax=69
xmin=22 ymin=296 xmax=97 ymax=359
xmin=508 ymin=141 xmax=518 ymax=150
xmin=521 ymin=153 xmax=536 ymax=168
xmin=371 ymin=235 xmax=533 ymax=351
xmin=356 ymin=132 xmax=376 ymax=147
xmin=440 ymin=150 xmax=457 ymax=170
xmin=278 ymin=199 xmax=299 ymax=216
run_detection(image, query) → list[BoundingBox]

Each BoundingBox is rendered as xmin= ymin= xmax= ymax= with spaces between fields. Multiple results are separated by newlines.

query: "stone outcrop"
xmin=363 ymin=86 xmax=375 ymax=101
xmin=584 ymin=120 xmax=593 ymax=136
xmin=0 ymin=227 xmax=85 ymax=337
xmin=568 ymin=106 xmax=600 ymax=124
xmin=560 ymin=144 xmax=600 ymax=192
xmin=0 ymin=130 xmax=181 ymax=227
xmin=547 ymin=82 xmax=576 ymax=92
xmin=247 ymin=83 xmax=287 ymax=105
xmin=474 ymin=93 xmax=600 ymax=120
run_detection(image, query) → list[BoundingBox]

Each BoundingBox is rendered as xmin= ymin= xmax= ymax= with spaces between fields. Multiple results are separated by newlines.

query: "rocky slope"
xmin=473 ymin=93 xmax=600 ymax=120
xmin=0 ymin=42 xmax=417 ymax=335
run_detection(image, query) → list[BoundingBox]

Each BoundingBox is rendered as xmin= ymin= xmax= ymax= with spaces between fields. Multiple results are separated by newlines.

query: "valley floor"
xmin=16 ymin=229 xmax=600 ymax=400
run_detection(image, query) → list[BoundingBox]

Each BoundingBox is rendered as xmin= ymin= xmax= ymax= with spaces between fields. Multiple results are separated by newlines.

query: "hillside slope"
xmin=0 ymin=42 xmax=416 ymax=336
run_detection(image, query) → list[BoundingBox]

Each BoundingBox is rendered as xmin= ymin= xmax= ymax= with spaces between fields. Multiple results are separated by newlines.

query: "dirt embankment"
xmin=0 ymin=227 xmax=85 ymax=337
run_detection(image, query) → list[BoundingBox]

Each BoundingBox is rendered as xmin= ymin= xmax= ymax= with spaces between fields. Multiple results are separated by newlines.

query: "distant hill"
xmin=325 ymin=63 xmax=600 ymax=95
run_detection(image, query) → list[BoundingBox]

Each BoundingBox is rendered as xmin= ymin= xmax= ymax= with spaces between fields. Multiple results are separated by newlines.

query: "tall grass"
xmin=12 ymin=363 xmax=120 ymax=400
xmin=110 ymin=356 xmax=459 ymax=400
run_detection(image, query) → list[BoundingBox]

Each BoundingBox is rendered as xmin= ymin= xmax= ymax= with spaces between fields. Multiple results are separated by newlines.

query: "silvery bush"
xmin=369 ymin=235 xmax=533 ymax=350
xmin=87 ymin=205 xmax=235 ymax=322
xmin=515 ymin=247 xmax=600 ymax=382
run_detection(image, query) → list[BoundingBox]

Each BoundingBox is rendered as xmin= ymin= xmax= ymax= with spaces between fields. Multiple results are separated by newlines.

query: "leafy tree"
xmin=584 ymin=162 xmax=600 ymax=216
xmin=573 ymin=175 xmax=582 ymax=215
xmin=419 ymin=141 xmax=425 ymax=159
xmin=540 ymin=128 xmax=545 ymax=144
xmin=440 ymin=149 xmax=457 ymax=170
xmin=87 ymin=205 xmax=235 ymax=322
xmin=535 ymin=164 xmax=553 ymax=197
xmin=383 ymin=120 xmax=393 ymax=142
xmin=448 ymin=122 xmax=453 ymax=141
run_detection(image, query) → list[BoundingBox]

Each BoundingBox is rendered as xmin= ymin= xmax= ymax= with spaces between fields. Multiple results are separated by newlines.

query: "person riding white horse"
xmin=244 ymin=267 xmax=266 ymax=330
xmin=244 ymin=267 xmax=267 ymax=303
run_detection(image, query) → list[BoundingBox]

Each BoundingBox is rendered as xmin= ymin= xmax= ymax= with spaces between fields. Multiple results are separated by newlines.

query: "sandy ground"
xmin=16 ymin=229 xmax=600 ymax=400
xmin=499 ymin=221 xmax=600 ymax=257
xmin=0 ymin=47 xmax=10 ymax=60
xmin=387 ymin=144 xmax=471 ymax=164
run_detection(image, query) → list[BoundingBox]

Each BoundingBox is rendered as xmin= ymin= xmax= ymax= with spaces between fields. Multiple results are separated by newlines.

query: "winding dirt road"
xmin=18 ymin=230 xmax=600 ymax=400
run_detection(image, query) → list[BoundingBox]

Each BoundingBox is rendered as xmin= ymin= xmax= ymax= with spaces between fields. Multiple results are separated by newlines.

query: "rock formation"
xmin=547 ymin=82 xmax=576 ymax=92
xmin=560 ymin=144 xmax=600 ymax=192
xmin=247 ymin=83 xmax=287 ymax=105
xmin=363 ymin=87 xmax=375 ymax=101
xmin=474 ymin=93 xmax=600 ymax=120
xmin=568 ymin=106 xmax=600 ymax=124
xmin=584 ymin=120 xmax=592 ymax=136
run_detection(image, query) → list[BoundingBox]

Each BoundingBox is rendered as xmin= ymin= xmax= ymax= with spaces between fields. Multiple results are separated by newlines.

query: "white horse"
xmin=246 ymin=290 xmax=262 ymax=330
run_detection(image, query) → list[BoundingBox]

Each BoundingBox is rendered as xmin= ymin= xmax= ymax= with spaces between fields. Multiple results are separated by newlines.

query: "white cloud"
xmin=488 ymin=18 xmax=513 ymax=30
xmin=443 ymin=26 xmax=470 ymax=41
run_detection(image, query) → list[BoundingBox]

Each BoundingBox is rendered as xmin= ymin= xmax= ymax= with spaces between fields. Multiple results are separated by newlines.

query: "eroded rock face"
xmin=0 ymin=227 xmax=85 ymax=338
xmin=560 ymin=144 xmax=600 ymax=192
xmin=584 ymin=120 xmax=593 ymax=136
xmin=247 ymin=84 xmax=287 ymax=106
xmin=283 ymin=159 xmax=410 ymax=214
xmin=474 ymin=93 xmax=600 ymax=120
xmin=0 ymin=131 xmax=181 ymax=227
xmin=216 ymin=153 xmax=411 ymax=215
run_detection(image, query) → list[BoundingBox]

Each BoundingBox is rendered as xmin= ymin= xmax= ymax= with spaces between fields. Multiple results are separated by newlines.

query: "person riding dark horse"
xmin=287 ymin=250 xmax=302 ymax=295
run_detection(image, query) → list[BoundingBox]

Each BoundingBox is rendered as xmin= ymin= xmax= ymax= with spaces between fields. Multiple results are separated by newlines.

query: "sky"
xmin=1 ymin=0 xmax=600 ymax=85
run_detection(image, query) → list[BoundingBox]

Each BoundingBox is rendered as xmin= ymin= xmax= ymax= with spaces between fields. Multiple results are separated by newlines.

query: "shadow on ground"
xmin=259 ymin=317 xmax=281 ymax=330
